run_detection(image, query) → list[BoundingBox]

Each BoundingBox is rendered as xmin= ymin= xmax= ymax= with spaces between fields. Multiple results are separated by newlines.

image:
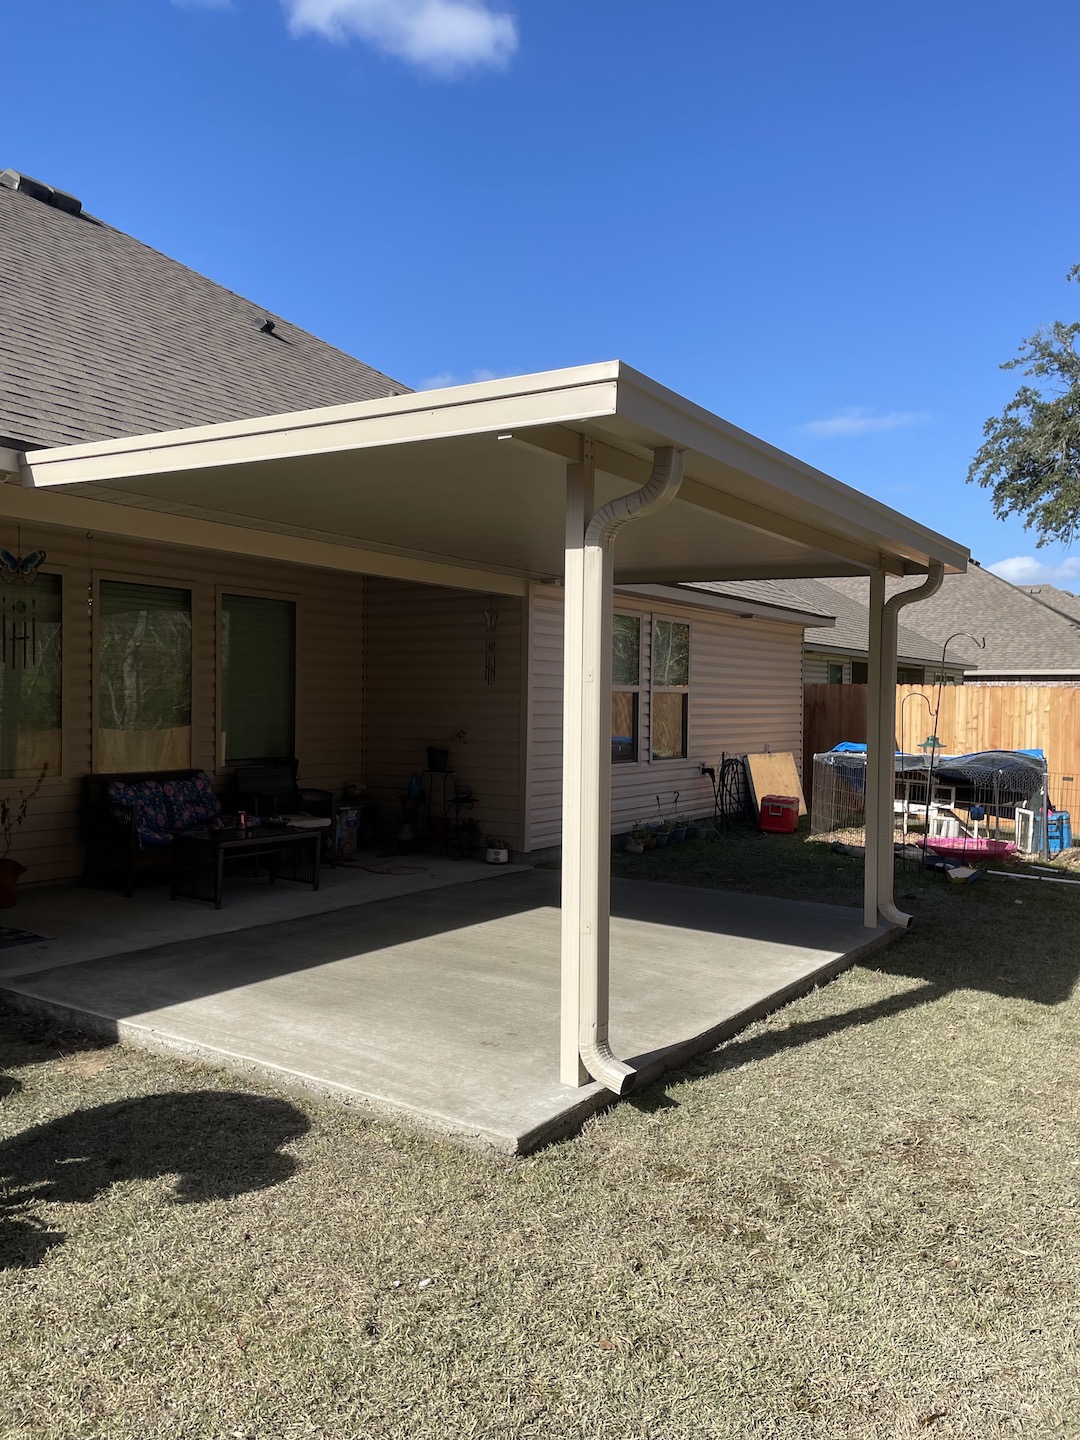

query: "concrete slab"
xmin=0 ymin=856 xmax=529 ymax=980
xmin=0 ymin=873 xmax=896 ymax=1153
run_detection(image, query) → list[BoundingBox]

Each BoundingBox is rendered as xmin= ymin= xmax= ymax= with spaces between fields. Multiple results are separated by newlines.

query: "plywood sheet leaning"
xmin=743 ymin=751 xmax=806 ymax=817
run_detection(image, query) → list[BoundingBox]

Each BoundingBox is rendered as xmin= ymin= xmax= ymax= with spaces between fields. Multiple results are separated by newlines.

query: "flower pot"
xmin=671 ymin=827 xmax=687 ymax=844
xmin=653 ymin=830 xmax=669 ymax=849
xmin=485 ymin=847 xmax=509 ymax=865
xmin=625 ymin=838 xmax=644 ymax=855
xmin=0 ymin=858 xmax=27 ymax=909
xmin=690 ymin=824 xmax=709 ymax=840
xmin=426 ymin=746 xmax=450 ymax=773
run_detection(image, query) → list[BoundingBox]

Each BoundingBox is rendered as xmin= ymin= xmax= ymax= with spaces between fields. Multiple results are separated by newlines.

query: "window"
xmin=851 ymin=661 xmax=868 ymax=685
xmin=651 ymin=619 xmax=690 ymax=760
xmin=827 ymin=663 xmax=845 ymax=685
xmin=98 ymin=580 xmax=192 ymax=770
xmin=897 ymin=666 xmax=925 ymax=686
xmin=611 ymin=613 xmax=640 ymax=763
xmin=222 ymin=594 xmax=296 ymax=763
xmin=0 ymin=572 xmax=62 ymax=780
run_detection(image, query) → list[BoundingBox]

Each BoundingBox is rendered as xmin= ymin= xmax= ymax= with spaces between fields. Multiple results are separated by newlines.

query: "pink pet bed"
xmin=918 ymin=837 xmax=1016 ymax=860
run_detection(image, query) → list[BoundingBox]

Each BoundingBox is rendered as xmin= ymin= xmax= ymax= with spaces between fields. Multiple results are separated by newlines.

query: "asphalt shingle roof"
xmin=822 ymin=568 xmax=1080 ymax=674
xmin=683 ymin=579 xmax=838 ymax=620
xmin=1019 ymin=584 xmax=1080 ymax=625
xmin=0 ymin=178 xmax=408 ymax=450
xmin=745 ymin=577 xmax=970 ymax=667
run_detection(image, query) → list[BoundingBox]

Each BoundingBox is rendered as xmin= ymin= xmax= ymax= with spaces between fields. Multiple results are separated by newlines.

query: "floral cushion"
xmin=162 ymin=774 xmax=222 ymax=831
xmin=107 ymin=780 xmax=171 ymax=847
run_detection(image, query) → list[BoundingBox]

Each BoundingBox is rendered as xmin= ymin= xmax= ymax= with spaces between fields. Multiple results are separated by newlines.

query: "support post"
xmin=864 ymin=568 xmax=886 ymax=928
xmin=560 ymin=444 xmax=594 ymax=1086
xmin=560 ymin=444 xmax=684 ymax=1090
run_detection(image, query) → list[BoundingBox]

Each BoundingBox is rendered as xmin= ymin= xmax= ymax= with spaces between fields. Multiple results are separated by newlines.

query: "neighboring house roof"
xmin=741 ymin=576 xmax=971 ymax=669
xmin=0 ymin=170 xmax=407 ymax=450
xmin=684 ymin=578 xmax=838 ymax=621
xmin=823 ymin=567 xmax=1080 ymax=675
xmin=1018 ymin=584 xmax=1080 ymax=625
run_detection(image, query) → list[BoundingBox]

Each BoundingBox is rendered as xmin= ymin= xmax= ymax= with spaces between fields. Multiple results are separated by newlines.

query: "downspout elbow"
xmin=584 ymin=444 xmax=684 ymax=547
xmin=883 ymin=560 xmax=945 ymax=625
xmin=877 ymin=561 xmax=945 ymax=928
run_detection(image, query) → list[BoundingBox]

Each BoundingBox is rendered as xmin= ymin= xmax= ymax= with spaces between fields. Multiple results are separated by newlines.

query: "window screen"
xmin=652 ymin=619 xmax=689 ymax=759
xmin=222 ymin=594 xmax=296 ymax=763
xmin=611 ymin=613 xmax=640 ymax=763
xmin=0 ymin=572 xmax=62 ymax=780
xmin=98 ymin=580 xmax=192 ymax=770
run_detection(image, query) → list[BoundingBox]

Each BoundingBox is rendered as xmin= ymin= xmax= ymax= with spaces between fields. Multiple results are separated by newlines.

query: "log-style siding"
xmin=0 ymin=519 xmax=365 ymax=884
xmin=363 ymin=579 xmax=524 ymax=849
xmin=524 ymin=585 xmax=805 ymax=851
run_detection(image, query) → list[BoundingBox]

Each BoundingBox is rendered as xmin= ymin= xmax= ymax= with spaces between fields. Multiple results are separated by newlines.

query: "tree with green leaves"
xmin=968 ymin=264 xmax=1080 ymax=545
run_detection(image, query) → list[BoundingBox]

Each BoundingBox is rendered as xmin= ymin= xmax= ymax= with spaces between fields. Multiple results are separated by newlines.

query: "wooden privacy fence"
xmin=804 ymin=684 xmax=1080 ymax=799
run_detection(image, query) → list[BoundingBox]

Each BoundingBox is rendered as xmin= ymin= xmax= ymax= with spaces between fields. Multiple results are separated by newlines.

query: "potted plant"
xmin=653 ymin=821 xmax=671 ymax=849
xmin=0 ymin=762 xmax=48 ymax=909
xmin=689 ymin=819 xmax=710 ymax=840
xmin=625 ymin=824 xmax=649 ymax=855
xmin=427 ymin=729 xmax=467 ymax=774
xmin=670 ymin=814 xmax=690 ymax=844
xmin=485 ymin=835 xmax=510 ymax=865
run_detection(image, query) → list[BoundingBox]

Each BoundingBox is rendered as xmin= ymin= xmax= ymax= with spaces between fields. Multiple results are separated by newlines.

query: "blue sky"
xmin=5 ymin=0 xmax=1080 ymax=584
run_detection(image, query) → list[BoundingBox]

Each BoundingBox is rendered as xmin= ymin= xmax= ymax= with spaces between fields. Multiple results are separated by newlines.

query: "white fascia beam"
xmin=21 ymin=370 xmax=622 ymax=489
xmin=613 ymin=365 xmax=970 ymax=576
xmin=513 ymin=426 xmax=910 ymax=577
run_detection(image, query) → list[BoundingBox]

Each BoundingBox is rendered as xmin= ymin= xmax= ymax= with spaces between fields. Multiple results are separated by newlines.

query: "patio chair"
xmin=232 ymin=759 xmax=333 ymax=822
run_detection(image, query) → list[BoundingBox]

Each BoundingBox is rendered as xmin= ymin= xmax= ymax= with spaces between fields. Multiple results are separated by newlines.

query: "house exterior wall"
xmin=523 ymin=584 xmax=805 ymax=852
xmin=805 ymin=649 xmax=966 ymax=686
xmin=0 ymin=519 xmax=365 ymax=885
xmin=363 ymin=578 xmax=524 ymax=850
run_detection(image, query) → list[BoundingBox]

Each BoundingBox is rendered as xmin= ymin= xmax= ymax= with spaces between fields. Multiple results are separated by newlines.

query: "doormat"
xmin=0 ymin=927 xmax=48 ymax=949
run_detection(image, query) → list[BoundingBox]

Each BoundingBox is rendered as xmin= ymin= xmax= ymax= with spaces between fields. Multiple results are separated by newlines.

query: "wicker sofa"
xmin=83 ymin=769 xmax=225 ymax=895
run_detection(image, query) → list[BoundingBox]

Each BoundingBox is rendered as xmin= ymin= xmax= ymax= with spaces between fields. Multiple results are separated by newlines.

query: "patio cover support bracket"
xmin=864 ymin=560 xmax=945 ymax=928
xmin=560 ymin=442 xmax=685 ymax=1092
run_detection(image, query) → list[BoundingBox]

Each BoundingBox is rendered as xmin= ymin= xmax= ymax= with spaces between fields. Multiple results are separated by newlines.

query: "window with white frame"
xmin=609 ymin=613 xmax=691 ymax=763
xmin=651 ymin=618 xmax=690 ymax=759
xmin=611 ymin=613 xmax=641 ymax=763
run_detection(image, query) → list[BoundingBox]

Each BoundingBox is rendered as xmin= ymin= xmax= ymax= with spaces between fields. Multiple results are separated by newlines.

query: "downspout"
xmin=577 ymin=445 xmax=684 ymax=1094
xmin=875 ymin=560 xmax=945 ymax=928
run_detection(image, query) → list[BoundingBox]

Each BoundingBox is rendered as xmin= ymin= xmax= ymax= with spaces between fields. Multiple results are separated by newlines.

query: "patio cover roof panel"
xmin=16 ymin=362 xmax=969 ymax=584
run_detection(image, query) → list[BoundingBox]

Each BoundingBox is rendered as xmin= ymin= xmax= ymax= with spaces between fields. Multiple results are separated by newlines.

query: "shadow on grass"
xmin=0 ymin=1090 xmax=309 ymax=1270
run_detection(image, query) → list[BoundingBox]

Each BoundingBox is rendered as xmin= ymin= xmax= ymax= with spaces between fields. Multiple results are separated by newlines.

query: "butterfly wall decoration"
xmin=0 ymin=546 xmax=47 ymax=582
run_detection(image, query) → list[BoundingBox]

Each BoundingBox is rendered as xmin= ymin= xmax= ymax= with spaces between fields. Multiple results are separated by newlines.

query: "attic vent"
xmin=0 ymin=169 xmax=82 ymax=216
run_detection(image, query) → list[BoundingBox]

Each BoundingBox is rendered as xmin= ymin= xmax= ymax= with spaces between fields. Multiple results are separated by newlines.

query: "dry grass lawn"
xmin=3 ymin=833 xmax=1080 ymax=1439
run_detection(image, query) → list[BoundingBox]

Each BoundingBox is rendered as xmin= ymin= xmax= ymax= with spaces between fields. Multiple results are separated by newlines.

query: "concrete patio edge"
xmin=0 ymin=921 xmax=903 ymax=1157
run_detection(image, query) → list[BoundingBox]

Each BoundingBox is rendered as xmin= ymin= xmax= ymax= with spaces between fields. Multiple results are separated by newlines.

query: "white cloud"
xmin=797 ymin=407 xmax=930 ymax=439
xmin=284 ymin=0 xmax=518 ymax=74
xmin=987 ymin=555 xmax=1080 ymax=587
xmin=420 ymin=367 xmax=498 ymax=389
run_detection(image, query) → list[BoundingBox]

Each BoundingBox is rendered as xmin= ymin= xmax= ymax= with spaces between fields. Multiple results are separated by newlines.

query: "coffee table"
xmin=170 ymin=824 xmax=322 ymax=909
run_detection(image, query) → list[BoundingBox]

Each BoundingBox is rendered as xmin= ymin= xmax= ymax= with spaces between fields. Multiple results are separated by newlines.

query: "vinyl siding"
xmin=363 ymin=579 xmax=524 ymax=849
xmin=525 ymin=585 xmax=805 ymax=851
xmin=0 ymin=519 xmax=365 ymax=884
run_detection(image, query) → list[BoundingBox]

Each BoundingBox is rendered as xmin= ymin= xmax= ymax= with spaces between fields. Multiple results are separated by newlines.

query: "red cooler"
xmin=759 ymin=794 xmax=799 ymax=834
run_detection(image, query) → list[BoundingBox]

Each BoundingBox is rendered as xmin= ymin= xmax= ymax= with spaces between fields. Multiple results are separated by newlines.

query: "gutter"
xmin=576 ymin=445 xmax=684 ymax=1095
